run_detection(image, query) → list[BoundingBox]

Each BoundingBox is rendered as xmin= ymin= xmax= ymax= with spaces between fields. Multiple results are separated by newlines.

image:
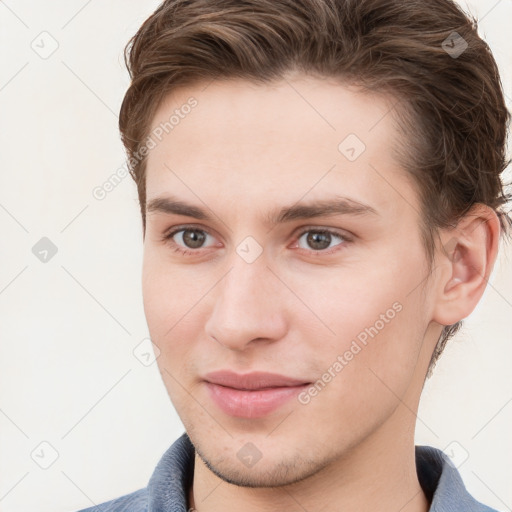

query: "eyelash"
xmin=161 ymin=225 xmax=352 ymax=257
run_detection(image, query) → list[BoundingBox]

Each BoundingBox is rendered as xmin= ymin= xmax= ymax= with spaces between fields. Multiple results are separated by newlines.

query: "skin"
xmin=141 ymin=73 xmax=500 ymax=512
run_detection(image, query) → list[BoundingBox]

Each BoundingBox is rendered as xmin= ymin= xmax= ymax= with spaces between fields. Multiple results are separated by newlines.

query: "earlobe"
xmin=432 ymin=204 xmax=500 ymax=327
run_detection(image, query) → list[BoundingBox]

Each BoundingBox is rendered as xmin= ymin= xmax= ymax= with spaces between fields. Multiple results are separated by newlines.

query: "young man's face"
xmin=142 ymin=75 xmax=442 ymax=486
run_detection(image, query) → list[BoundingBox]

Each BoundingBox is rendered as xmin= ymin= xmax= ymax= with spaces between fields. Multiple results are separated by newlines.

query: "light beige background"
xmin=0 ymin=1 xmax=510 ymax=511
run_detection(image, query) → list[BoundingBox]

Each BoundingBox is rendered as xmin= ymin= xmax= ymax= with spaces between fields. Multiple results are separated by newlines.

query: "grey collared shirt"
xmin=77 ymin=432 xmax=498 ymax=512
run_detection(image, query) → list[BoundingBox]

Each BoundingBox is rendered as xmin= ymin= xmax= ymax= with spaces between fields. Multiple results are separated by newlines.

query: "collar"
xmin=147 ymin=432 xmax=497 ymax=511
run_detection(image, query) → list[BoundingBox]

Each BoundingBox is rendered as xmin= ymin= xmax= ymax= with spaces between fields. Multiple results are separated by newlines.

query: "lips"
xmin=203 ymin=370 xmax=311 ymax=418
xmin=204 ymin=370 xmax=309 ymax=390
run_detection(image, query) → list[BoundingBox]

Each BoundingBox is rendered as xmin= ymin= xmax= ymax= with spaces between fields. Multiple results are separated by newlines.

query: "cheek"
xmin=142 ymin=255 xmax=203 ymax=408
xmin=295 ymin=273 xmax=426 ymax=441
xmin=294 ymin=249 xmax=428 ymax=387
xmin=142 ymin=244 xmax=193 ymax=318
xmin=142 ymin=250 xmax=188 ymax=351
xmin=141 ymin=248 xmax=216 ymax=369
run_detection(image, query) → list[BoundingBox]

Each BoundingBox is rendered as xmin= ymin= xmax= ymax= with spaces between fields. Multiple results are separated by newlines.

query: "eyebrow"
xmin=146 ymin=195 xmax=379 ymax=227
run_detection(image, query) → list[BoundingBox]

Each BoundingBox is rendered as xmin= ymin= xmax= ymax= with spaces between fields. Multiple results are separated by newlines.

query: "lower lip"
xmin=205 ymin=382 xmax=310 ymax=418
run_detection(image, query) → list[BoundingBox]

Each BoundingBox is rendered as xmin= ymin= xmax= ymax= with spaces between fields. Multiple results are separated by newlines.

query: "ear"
xmin=431 ymin=204 xmax=501 ymax=326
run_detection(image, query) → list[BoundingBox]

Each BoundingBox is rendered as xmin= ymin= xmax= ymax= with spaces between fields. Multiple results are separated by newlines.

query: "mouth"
xmin=203 ymin=370 xmax=311 ymax=418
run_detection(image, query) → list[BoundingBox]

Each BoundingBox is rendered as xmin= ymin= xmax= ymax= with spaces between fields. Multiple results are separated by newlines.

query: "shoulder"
xmin=416 ymin=445 xmax=499 ymax=512
xmin=75 ymin=487 xmax=148 ymax=512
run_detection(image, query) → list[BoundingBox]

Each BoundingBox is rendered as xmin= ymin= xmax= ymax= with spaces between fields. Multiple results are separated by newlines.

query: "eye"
xmin=294 ymin=228 xmax=350 ymax=254
xmin=162 ymin=226 xmax=217 ymax=255
xmin=161 ymin=225 xmax=352 ymax=257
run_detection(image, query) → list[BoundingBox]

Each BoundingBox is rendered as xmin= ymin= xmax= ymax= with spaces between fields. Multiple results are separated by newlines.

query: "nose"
xmin=204 ymin=255 xmax=288 ymax=352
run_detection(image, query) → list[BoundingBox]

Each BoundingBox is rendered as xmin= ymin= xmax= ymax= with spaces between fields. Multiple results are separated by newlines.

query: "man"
xmin=78 ymin=0 xmax=510 ymax=510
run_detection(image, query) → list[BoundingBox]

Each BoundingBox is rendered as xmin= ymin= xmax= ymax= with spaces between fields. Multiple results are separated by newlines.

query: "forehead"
xmin=144 ymin=76 xmax=416 ymax=219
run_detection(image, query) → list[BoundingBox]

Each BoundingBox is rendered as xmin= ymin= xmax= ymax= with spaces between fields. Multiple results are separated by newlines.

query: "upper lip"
xmin=204 ymin=370 xmax=310 ymax=390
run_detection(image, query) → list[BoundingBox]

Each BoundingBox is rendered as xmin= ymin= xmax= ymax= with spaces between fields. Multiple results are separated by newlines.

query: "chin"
xmin=193 ymin=439 xmax=326 ymax=488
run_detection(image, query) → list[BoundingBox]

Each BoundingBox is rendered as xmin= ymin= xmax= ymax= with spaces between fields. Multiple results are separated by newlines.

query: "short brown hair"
xmin=119 ymin=0 xmax=511 ymax=376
